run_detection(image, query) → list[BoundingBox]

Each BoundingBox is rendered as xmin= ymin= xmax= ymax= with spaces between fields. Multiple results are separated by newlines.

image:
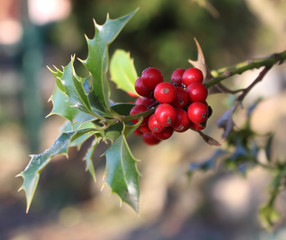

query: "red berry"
xmin=135 ymin=77 xmax=152 ymax=97
xmin=173 ymin=108 xmax=190 ymax=132
xmin=189 ymin=121 xmax=206 ymax=131
xmin=135 ymin=97 xmax=156 ymax=108
xmin=139 ymin=124 xmax=151 ymax=133
xmin=141 ymin=67 xmax=163 ymax=90
xmin=143 ymin=133 xmax=161 ymax=145
xmin=187 ymin=102 xmax=208 ymax=124
xmin=171 ymin=87 xmax=190 ymax=108
xmin=182 ymin=68 xmax=204 ymax=87
xmin=148 ymin=114 xmax=165 ymax=133
xmin=130 ymin=104 xmax=149 ymax=125
xmin=186 ymin=82 xmax=208 ymax=102
xmin=171 ymin=68 xmax=185 ymax=87
xmin=152 ymin=127 xmax=174 ymax=140
xmin=155 ymin=103 xmax=177 ymax=127
xmin=154 ymin=82 xmax=176 ymax=103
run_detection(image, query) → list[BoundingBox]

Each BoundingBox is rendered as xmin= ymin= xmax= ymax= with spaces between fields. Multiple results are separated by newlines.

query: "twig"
xmin=206 ymin=50 xmax=286 ymax=88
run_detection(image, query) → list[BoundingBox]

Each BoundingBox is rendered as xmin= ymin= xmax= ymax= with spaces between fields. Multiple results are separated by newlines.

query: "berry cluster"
xmin=130 ymin=67 xmax=212 ymax=145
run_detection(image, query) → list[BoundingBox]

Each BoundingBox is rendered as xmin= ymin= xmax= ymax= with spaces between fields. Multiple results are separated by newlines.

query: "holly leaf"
xmin=55 ymin=56 xmax=94 ymax=114
xmin=81 ymin=9 xmax=138 ymax=112
xmin=110 ymin=49 xmax=138 ymax=95
xmin=47 ymin=81 xmax=79 ymax=122
xmin=84 ymin=137 xmax=99 ymax=182
xmin=188 ymin=38 xmax=212 ymax=81
xmin=104 ymin=129 xmax=140 ymax=212
xmin=17 ymin=128 xmax=96 ymax=213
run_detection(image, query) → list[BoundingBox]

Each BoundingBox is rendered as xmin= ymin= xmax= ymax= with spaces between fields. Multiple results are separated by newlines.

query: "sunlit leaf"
xmin=110 ymin=49 xmax=138 ymax=95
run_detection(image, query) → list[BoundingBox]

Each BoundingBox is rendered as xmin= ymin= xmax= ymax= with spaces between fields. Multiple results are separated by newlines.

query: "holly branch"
xmin=205 ymin=49 xmax=286 ymax=88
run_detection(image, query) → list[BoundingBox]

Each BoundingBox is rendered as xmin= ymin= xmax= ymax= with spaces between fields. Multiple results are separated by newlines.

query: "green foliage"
xmin=17 ymin=7 xmax=286 ymax=230
xmin=104 ymin=128 xmax=140 ymax=212
xmin=110 ymin=49 xmax=138 ymax=95
xmin=18 ymin=9 xmax=142 ymax=212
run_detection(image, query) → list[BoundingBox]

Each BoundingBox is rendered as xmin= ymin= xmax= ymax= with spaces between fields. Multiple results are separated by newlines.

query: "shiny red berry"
xmin=139 ymin=124 xmax=152 ymax=133
xmin=182 ymin=68 xmax=204 ymax=87
xmin=148 ymin=114 xmax=165 ymax=133
xmin=186 ymin=82 xmax=208 ymax=102
xmin=189 ymin=121 xmax=206 ymax=131
xmin=152 ymin=127 xmax=174 ymax=140
xmin=143 ymin=133 xmax=161 ymax=145
xmin=130 ymin=104 xmax=149 ymax=125
xmin=171 ymin=68 xmax=185 ymax=87
xmin=154 ymin=82 xmax=176 ymax=103
xmin=173 ymin=108 xmax=190 ymax=132
xmin=135 ymin=77 xmax=152 ymax=97
xmin=155 ymin=103 xmax=177 ymax=127
xmin=187 ymin=102 xmax=208 ymax=124
xmin=135 ymin=97 xmax=156 ymax=108
xmin=141 ymin=67 xmax=163 ymax=90
xmin=171 ymin=87 xmax=190 ymax=108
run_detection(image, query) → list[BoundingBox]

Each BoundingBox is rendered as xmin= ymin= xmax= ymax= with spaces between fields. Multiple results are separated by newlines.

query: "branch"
xmin=206 ymin=50 xmax=286 ymax=88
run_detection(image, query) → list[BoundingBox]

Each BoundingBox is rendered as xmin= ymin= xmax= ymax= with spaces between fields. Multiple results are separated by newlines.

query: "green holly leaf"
xmin=81 ymin=9 xmax=138 ymax=111
xmin=47 ymin=81 xmax=79 ymax=122
xmin=110 ymin=49 xmax=138 ymax=95
xmin=17 ymin=128 xmax=96 ymax=213
xmin=56 ymin=56 xmax=94 ymax=114
xmin=104 ymin=129 xmax=140 ymax=212
xmin=84 ymin=138 xmax=99 ymax=182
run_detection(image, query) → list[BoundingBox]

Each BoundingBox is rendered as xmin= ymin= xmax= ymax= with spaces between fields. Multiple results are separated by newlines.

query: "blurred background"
xmin=0 ymin=0 xmax=286 ymax=239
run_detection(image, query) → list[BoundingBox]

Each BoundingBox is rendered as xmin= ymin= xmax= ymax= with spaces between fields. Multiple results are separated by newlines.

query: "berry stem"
xmin=121 ymin=108 xmax=154 ymax=122
xmin=205 ymin=49 xmax=286 ymax=88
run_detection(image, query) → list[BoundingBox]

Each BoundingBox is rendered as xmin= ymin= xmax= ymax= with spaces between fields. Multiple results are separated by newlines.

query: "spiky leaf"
xmin=104 ymin=131 xmax=140 ymax=212
xmin=82 ymin=10 xmax=138 ymax=111
xmin=18 ymin=129 xmax=96 ymax=212
xmin=84 ymin=137 xmax=99 ymax=182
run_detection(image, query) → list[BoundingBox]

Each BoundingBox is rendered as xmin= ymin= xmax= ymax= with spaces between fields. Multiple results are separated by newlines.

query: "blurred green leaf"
xmin=110 ymin=49 xmax=138 ymax=95
xmin=189 ymin=149 xmax=225 ymax=174
xmin=259 ymin=204 xmax=280 ymax=230
xmin=104 ymin=129 xmax=140 ymax=212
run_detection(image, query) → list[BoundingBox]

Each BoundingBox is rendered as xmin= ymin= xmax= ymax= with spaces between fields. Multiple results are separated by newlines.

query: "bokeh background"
xmin=0 ymin=0 xmax=286 ymax=239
